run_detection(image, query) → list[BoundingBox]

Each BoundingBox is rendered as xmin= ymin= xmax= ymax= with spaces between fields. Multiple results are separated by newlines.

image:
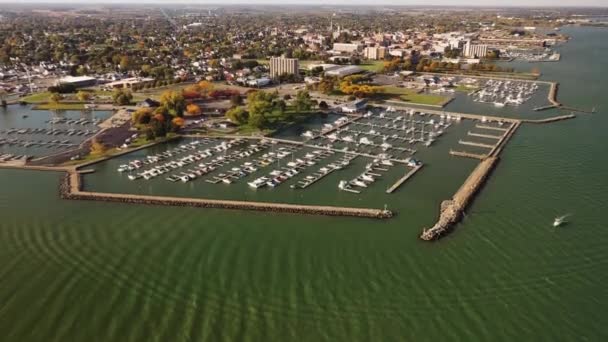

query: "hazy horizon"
xmin=0 ymin=0 xmax=606 ymax=8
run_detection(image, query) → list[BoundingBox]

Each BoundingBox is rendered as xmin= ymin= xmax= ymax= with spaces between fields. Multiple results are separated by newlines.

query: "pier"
xmin=535 ymin=82 xmax=594 ymax=113
xmin=521 ymin=114 xmax=576 ymax=124
xmin=386 ymin=164 xmax=423 ymax=194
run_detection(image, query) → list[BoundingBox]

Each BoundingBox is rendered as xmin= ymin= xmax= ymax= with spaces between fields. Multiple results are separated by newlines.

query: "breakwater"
xmin=60 ymin=171 xmax=393 ymax=219
xmin=420 ymin=157 xmax=499 ymax=240
xmin=423 ymin=121 xmax=520 ymax=240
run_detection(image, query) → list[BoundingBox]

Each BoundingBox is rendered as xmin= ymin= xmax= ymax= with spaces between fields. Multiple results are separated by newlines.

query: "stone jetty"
xmin=420 ymin=157 xmax=498 ymax=240
xmin=60 ymin=172 xmax=393 ymax=219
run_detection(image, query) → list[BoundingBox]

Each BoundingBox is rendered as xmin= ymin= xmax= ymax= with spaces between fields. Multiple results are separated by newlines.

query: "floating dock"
xmin=385 ymin=164 xmax=423 ymax=194
xmin=449 ymin=150 xmax=487 ymax=160
xmin=458 ymin=140 xmax=496 ymax=149
xmin=467 ymin=131 xmax=502 ymax=140
xmin=475 ymin=124 xmax=509 ymax=132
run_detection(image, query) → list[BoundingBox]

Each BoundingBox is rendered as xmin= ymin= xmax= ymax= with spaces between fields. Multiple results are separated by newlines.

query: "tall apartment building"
xmin=364 ymin=46 xmax=387 ymax=60
xmin=463 ymin=41 xmax=488 ymax=58
xmin=269 ymin=57 xmax=299 ymax=78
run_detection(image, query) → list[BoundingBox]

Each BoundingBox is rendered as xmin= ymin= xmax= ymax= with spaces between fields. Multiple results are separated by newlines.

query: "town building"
xmin=57 ymin=76 xmax=98 ymax=88
xmin=463 ymin=41 xmax=488 ymax=58
xmin=332 ymin=43 xmax=362 ymax=53
xmin=103 ymin=77 xmax=154 ymax=89
xmin=269 ymin=57 xmax=299 ymax=78
xmin=325 ymin=66 xmax=364 ymax=77
xmin=364 ymin=46 xmax=387 ymax=60
xmin=341 ymin=99 xmax=367 ymax=113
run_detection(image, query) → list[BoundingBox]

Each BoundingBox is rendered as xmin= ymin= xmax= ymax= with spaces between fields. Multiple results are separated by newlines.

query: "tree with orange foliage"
xmin=186 ymin=103 xmax=202 ymax=116
xmin=153 ymin=113 xmax=165 ymax=122
xmin=197 ymin=81 xmax=214 ymax=96
xmin=183 ymin=85 xmax=201 ymax=99
xmin=90 ymin=139 xmax=107 ymax=156
xmin=172 ymin=117 xmax=185 ymax=129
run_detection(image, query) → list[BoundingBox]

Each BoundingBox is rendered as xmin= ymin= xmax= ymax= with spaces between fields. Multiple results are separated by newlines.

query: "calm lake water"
xmin=0 ymin=26 xmax=607 ymax=341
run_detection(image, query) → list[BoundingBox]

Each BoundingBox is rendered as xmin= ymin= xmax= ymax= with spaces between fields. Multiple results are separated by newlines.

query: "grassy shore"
xmin=34 ymin=103 xmax=87 ymax=110
xmin=375 ymin=86 xmax=450 ymax=106
xmin=20 ymin=92 xmax=53 ymax=103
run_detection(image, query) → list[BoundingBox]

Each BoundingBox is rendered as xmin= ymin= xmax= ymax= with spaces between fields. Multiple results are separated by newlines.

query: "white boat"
xmin=338 ymin=180 xmax=348 ymax=190
xmin=553 ymin=214 xmax=570 ymax=227
xmin=301 ymin=131 xmax=314 ymax=138
xmin=351 ymin=179 xmax=368 ymax=188
xmin=494 ymin=102 xmax=505 ymax=107
xmin=361 ymin=174 xmax=375 ymax=182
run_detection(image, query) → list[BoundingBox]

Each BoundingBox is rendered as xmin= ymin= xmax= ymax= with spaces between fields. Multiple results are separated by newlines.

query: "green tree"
xmin=318 ymin=77 xmax=336 ymax=95
xmin=112 ymin=89 xmax=133 ymax=106
xmin=159 ymin=90 xmax=186 ymax=117
xmin=76 ymin=91 xmax=92 ymax=102
xmin=50 ymin=93 xmax=63 ymax=103
xmin=248 ymin=111 xmax=267 ymax=129
xmin=293 ymin=90 xmax=313 ymax=112
xmin=226 ymin=106 xmax=248 ymax=125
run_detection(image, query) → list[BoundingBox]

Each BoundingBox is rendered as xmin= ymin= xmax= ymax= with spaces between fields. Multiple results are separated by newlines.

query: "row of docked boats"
xmin=248 ymin=149 xmax=334 ymax=189
xmin=166 ymin=141 xmax=274 ymax=183
xmin=471 ymin=79 xmax=538 ymax=107
xmin=47 ymin=117 xmax=101 ymax=126
xmin=0 ymin=138 xmax=75 ymax=148
xmin=117 ymin=138 xmax=221 ymax=172
xmin=0 ymin=153 xmax=29 ymax=162
xmin=292 ymin=154 xmax=357 ymax=189
xmin=123 ymin=140 xmax=269 ymax=181
xmin=209 ymin=146 xmax=298 ymax=185
xmin=0 ymin=128 xmax=97 ymax=136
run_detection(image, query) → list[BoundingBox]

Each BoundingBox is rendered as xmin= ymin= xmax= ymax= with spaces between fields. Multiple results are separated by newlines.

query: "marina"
xmin=470 ymin=79 xmax=539 ymax=107
xmin=0 ymin=106 xmax=111 ymax=158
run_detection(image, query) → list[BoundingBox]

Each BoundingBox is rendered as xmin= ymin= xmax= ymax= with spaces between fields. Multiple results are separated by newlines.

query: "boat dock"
xmin=458 ymin=140 xmax=495 ymax=149
xmin=475 ymin=124 xmax=509 ymax=132
xmin=449 ymin=150 xmax=487 ymax=160
xmin=386 ymin=164 xmax=423 ymax=194
xmin=467 ymin=131 xmax=502 ymax=140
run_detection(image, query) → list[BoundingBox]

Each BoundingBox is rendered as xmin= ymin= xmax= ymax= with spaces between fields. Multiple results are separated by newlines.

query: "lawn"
xmin=21 ymin=92 xmax=53 ymax=103
xmin=376 ymin=86 xmax=449 ymax=106
xmin=454 ymin=84 xmax=480 ymax=92
xmin=358 ymin=60 xmax=385 ymax=73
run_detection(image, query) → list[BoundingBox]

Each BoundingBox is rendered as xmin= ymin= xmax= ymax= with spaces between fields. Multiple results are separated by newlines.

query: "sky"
xmin=0 ymin=0 xmax=606 ymax=7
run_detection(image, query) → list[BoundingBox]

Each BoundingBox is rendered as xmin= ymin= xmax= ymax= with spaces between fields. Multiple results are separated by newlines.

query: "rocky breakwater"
xmin=59 ymin=171 xmax=393 ymax=219
xmin=421 ymin=157 xmax=498 ymax=241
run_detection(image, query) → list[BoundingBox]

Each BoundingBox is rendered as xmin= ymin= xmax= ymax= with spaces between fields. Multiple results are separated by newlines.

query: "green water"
xmin=1 ymin=26 xmax=607 ymax=341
